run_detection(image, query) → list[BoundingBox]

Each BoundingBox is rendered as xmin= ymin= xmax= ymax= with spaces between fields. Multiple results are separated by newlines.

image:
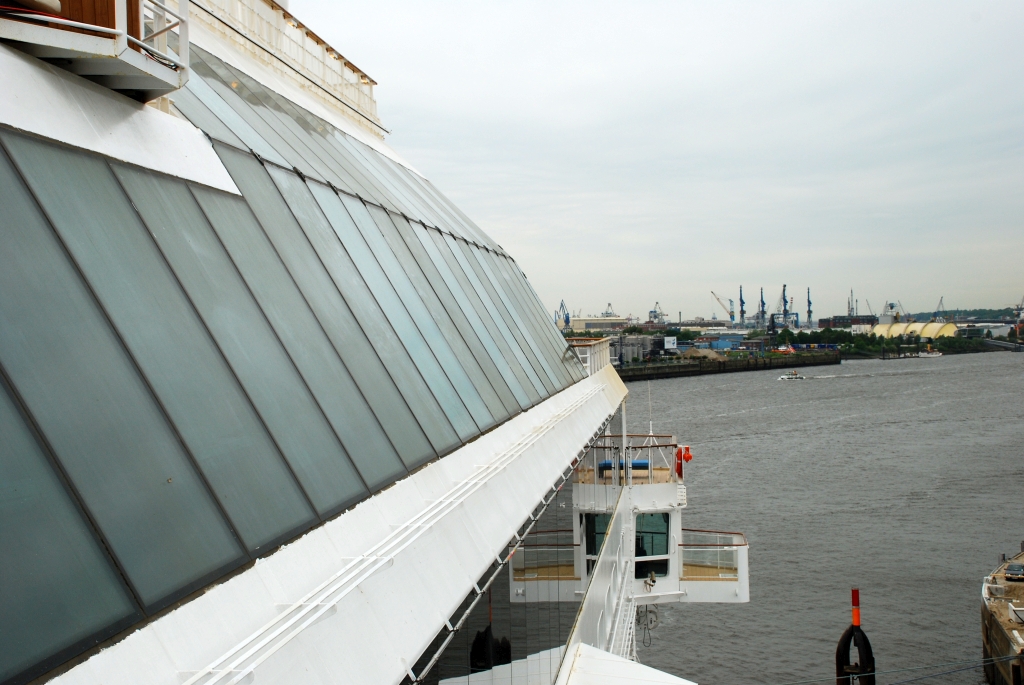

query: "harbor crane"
xmin=739 ymin=286 xmax=746 ymax=325
xmin=710 ymin=291 xmax=735 ymax=324
xmin=554 ymin=300 xmax=571 ymax=332
xmin=864 ymin=299 xmax=875 ymax=316
xmin=933 ymin=297 xmax=947 ymax=322
xmin=806 ymin=288 xmax=812 ymax=327
xmin=759 ymin=288 xmax=767 ymax=326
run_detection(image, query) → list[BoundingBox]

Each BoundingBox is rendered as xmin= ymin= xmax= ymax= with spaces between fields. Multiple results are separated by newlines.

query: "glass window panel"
xmin=188 ymin=49 xmax=326 ymax=183
xmin=425 ymin=230 xmax=542 ymax=405
xmin=0 ymin=144 xmax=244 ymax=610
xmin=314 ymin=185 xmax=479 ymax=441
xmin=504 ymin=259 xmax=586 ymax=383
xmin=385 ymin=214 xmax=521 ymax=417
xmin=468 ymin=248 xmax=565 ymax=393
xmin=300 ymin=180 xmax=461 ymax=456
xmin=213 ymin=60 xmax=393 ymax=204
xmin=462 ymin=243 xmax=561 ymax=393
xmin=194 ymin=52 xmax=360 ymax=197
xmin=167 ymin=84 xmax=246 ymax=149
xmin=263 ymin=165 xmax=435 ymax=470
xmin=368 ymin=208 xmax=509 ymax=422
xmin=0 ymin=378 xmax=138 ymax=684
xmin=183 ymin=59 xmax=291 ymax=169
xmin=112 ymin=165 xmax=346 ymax=527
xmin=329 ymin=132 xmax=431 ymax=223
xmin=194 ymin=154 xmax=404 ymax=494
xmin=406 ymin=221 xmax=531 ymax=410
xmin=4 ymin=131 xmax=315 ymax=553
xmin=485 ymin=252 xmax=576 ymax=389
xmin=444 ymin=234 xmax=552 ymax=397
xmin=357 ymin=202 xmax=494 ymax=431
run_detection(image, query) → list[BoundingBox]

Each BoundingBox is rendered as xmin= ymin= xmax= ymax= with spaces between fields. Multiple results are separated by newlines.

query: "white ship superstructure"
xmin=0 ymin=2 xmax=747 ymax=684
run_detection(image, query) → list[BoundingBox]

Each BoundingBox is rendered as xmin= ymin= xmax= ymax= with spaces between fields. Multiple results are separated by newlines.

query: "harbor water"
xmin=634 ymin=352 xmax=1024 ymax=684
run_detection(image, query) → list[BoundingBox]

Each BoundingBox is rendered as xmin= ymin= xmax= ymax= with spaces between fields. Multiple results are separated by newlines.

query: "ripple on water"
xmin=631 ymin=353 xmax=1023 ymax=685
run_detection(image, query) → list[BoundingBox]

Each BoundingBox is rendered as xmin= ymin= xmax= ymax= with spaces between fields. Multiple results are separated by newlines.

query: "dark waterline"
xmin=633 ymin=352 xmax=1024 ymax=684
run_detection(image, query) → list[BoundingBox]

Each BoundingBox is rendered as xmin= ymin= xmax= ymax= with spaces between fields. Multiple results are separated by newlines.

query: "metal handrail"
xmin=1 ymin=11 xmax=123 ymax=35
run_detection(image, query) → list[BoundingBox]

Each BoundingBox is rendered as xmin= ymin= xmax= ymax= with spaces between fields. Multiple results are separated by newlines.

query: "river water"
xmin=633 ymin=352 xmax=1024 ymax=684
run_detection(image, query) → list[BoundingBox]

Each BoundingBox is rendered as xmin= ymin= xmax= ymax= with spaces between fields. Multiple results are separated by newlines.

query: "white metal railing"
xmin=0 ymin=0 xmax=188 ymax=72
xmin=131 ymin=0 xmax=189 ymax=70
xmin=679 ymin=529 xmax=747 ymax=581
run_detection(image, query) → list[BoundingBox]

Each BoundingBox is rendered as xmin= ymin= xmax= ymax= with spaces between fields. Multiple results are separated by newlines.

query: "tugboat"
xmin=778 ymin=369 xmax=805 ymax=380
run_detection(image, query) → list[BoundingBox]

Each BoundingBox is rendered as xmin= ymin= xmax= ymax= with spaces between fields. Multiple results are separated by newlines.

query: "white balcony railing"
xmin=0 ymin=0 xmax=189 ymax=100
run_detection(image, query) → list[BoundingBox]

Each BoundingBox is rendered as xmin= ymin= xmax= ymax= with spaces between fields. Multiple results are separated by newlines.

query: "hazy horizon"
xmin=292 ymin=0 xmax=1023 ymax=323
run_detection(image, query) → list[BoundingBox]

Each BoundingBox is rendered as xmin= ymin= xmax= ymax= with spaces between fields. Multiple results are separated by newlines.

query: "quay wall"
xmin=615 ymin=352 xmax=840 ymax=383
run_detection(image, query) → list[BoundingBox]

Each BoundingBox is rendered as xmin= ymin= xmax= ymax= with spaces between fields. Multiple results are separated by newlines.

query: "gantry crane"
xmin=739 ymin=286 xmax=746 ymax=325
xmin=710 ymin=291 xmax=735 ymax=324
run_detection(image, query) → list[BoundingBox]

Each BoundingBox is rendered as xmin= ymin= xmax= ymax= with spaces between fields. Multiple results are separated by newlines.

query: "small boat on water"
xmin=918 ymin=350 xmax=942 ymax=358
xmin=778 ymin=370 xmax=805 ymax=380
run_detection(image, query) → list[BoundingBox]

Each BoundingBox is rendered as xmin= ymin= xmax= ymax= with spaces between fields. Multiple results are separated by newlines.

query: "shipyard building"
xmin=0 ymin=2 xmax=748 ymax=684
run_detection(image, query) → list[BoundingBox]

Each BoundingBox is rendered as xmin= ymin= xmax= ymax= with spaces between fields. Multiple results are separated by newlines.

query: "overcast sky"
xmin=293 ymin=1 xmax=1022 ymax=322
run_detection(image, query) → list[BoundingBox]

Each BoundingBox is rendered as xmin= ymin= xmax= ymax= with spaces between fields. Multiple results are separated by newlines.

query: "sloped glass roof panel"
xmin=447 ymin=235 xmax=555 ymax=395
xmin=354 ymin=201 xmax=495 ymax=432
xmin=405 ymin=221 xmax=533 ymax=410
xmin=3 ymin=131 xmax=319 ymax=552
xmin=366 ymin=206 xmax=509 ymax=423
xmin=325 ymin=191 xmax=479 ymax=440
xmin=483 ymin=251 xmax=580 ymax=388
xmin=0 ymin=143 xmax=246 ymax=610
xmin=297 ymin=179 xmax=461 ymax=457
xmin=263 ymin=165 xmax=436 ymax=469
xmin=496 ymin=255 xmax=586 ymax=383
xmin=113 ymin=166 xmax=346 ymax=528
xmin=0 ymin=377 xmax=139 ymax=685
xmin=382 ymin=213 xmax=521 ymax=417
xmin=167 ymin=84 xmax=246 ymax=150
xmin=191 ymin=186 xmax=390 ymax=503
xmin=182 ymin=62 xmax=291 ymax=169
xmin=201 ymin=53 xmax=370 ymax=201
xmin=188 ymin=51 xmax=327 ymax=184
xmin=426 ymin=230 xmax=543 ymax=403
xmin=215 ymin=145 xmax=409 ymax=490
xmin=466 ymin=244 xmax=565 ymax=391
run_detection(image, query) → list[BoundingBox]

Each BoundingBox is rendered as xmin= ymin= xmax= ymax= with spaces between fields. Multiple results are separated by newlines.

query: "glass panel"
xmin=332 ymin=192 xmax=478 ymax=439
xmin=358 ymin=203 xmax=494 ymax=431
xmin=0 ymin=377 xmax=138 ymax=684
xmin=384 ymin=214 xmax=520 ymax=417
xmin=183 ymin=58 xmax=291 ymax=169
xmin=489 ymin=254 xmax=577 ymax=387
xmin=426 ymin=230 xmax=542 ymax=405
xmin=504 ymin=258 xmax=586 ymax=383
xmin=167 ymin=84 xmax=246 ymax=149
xmin=303 ymin=179 xmax=464 ymax=450
xmin=444 ymin=234 xmax=551 ymax=397
xmin=487 ymin=253 xmax=580 ymax=387
xmin=189 ymin=188 xmax=381 ymax=505
xmin=635 ymin=513 xmax=670 ymax=557
xmin=3 ymin=131 xmax=314 ymax=553
xmin=300 ymin=180 xmax=461 ymax=456
xmin=194 ymin=51 xmax=362 ymax=197
xmin=407 ymin=222 xmax=532 ymax=410
xmin=0 ymin=143 xmax=244 ymax=610
xmin=461 ymin=243 xmax=560 ymax=394
xmin=195 ymin=154 xmax=404 ymax=495
xmin=263 ymin=165 xmax=435 ymax=470
xmin=188 ymin=49 xmax=326 ymax=183
xmin=112 ymin=165 xmax=347 ymax=528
